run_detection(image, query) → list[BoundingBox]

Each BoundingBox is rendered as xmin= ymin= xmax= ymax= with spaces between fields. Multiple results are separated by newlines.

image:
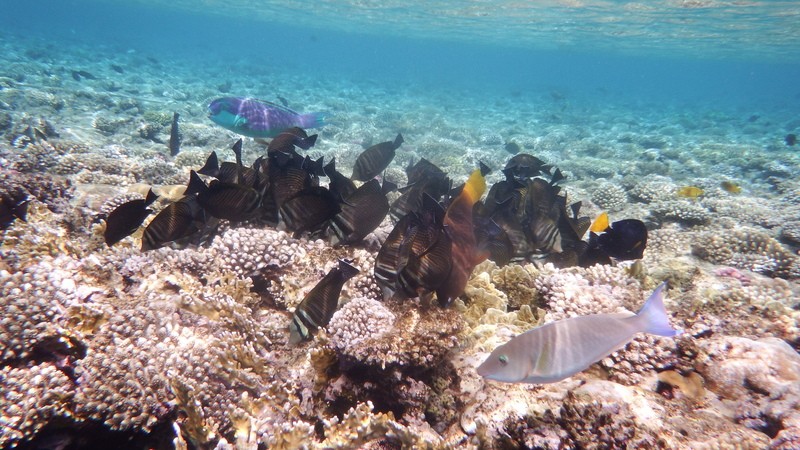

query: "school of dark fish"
xmin=99 ymin=125 xmax=649 ymax=345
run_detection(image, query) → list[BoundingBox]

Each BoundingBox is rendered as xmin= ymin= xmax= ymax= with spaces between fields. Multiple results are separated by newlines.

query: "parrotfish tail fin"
xmin=301 ymin=112 xmax=326 ymax=129
xmin=393 ymin=133 xmax=404 ymax=149
xmin=463 ymin=169 xmax=487 ymax=205
xmin=637 ymin=282 xmax=682 ymax=337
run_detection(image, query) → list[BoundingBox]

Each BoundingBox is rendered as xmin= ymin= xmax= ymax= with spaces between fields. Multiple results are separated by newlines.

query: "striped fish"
xmin=436 ymin=168 xmax=487 ymax=306
xmin=279 ymin=186 xmax=340 ymax=236
xmin=477 ymin=283 xmax=681 ymax=384
xmin=141 ymin=197 xmax=206 ymax=251
xmin=374 ymin=213 xmax=414 ymax=298
xmin=289 ymin=260 xmax=360 ymax=345
xmin=351 ymin=133 xmax=404 ymax=181
xmin=104 ymin=188 xmax=158 ymax=247
xmin=330 ymin=179 xmax=392 ymax=245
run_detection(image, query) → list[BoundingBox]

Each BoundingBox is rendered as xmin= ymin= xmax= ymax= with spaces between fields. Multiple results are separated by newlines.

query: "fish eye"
xmin=498 ymin=354 xmax=508 ymax=366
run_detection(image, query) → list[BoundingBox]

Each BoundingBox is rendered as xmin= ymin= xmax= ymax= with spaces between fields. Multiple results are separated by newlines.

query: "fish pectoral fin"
xmin=233 ymin=116 xmax=247 ymax=128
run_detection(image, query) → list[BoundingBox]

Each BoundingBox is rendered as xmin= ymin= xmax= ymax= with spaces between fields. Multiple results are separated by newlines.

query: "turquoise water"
xmin=4 ymin=0 xmax=799 ymax=115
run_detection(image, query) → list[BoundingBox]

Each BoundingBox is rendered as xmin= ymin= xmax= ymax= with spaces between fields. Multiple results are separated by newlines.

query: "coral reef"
xmin=692 ymin=227 xmax=798 ymax=279
xmin=591 ymin=181 xmax=628 ymax=211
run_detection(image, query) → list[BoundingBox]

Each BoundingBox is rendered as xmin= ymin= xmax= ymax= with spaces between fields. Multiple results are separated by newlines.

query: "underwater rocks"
xmin=694 ymin=336 xmax=800 ymax=449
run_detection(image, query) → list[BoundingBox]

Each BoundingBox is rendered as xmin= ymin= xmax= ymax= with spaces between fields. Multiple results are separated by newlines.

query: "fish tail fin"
xmin=637 ymin=282 xmax=682 ymax=337
xmin=337 ymin=259 xmax=360 ymax=280
xmin=301 ymin=112 xmax=326 ymax=129
xmin=463 ymin=169 xmax=487 ymax=205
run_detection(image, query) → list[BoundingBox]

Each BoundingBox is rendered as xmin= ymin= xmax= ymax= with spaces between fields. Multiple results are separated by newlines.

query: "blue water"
xmin=3 ymin=0 xmax=799 ymax=119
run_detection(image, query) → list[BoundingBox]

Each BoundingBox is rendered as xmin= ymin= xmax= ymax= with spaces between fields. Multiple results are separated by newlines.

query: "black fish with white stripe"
xmin=330 ymin=179 xmax=394 ymax=245
xmin=289 ymin=259 xmax=360 ymax=345
xmin=104 ymin=188 xmax=158 ymax=247
xmin=141 ymin=196 xmax=208 ymax=251
xmin=351 ymin=133 xmax=404 ymax=181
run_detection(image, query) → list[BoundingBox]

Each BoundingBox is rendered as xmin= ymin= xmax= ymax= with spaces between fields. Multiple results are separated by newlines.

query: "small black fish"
xmin=189 ymin=171 xmax=262 ymax=222
xmin=289 ymin=259 xmax=359 ymax=345
xmin=747 ymin=114 xmax=760 ymax=123
xmin=71 ymin=70 xmax=96 ymax=81
xmin=589 ymin=219 xmax=648 ymax=260
xmin=351 ymin=133 xmax=404 ymax=181
xmin=0 ymin=192 xmax=30 ymax=230
xmin=269 ymin=165 xmax=313 ymax=211
xmin=141 ymin=197 xmax=206 ymax=251
xmin=279 ymin=186 xmax=340 ymax=235
xmin=504 ymin=141 xmax=521 ymax=154
xmin=168 ymin=112 xmax=181 ymax=157
xmin=374 ymin=213 xmax=413 ymax=295
xmin=330 ymin=179 xmax=390 ymax=245
xmin=324 ymin=158 xmax=358 ymax=201
xmin=375 ymin=195 xmax=451 ymax=299
xmin=504 ymin=153 xmax=552 ymax=181
xmin=390 ymin=158 xmax=450 ymax=221
xmin=104 ymin=189 xmax=158 ymax=247
xmin=473 ymin=215 xmax=514 ymax=266
xmin=396 ymin=195 xmax=452 ymax=299
xmin=786 ymin=133 xmax=797 ymax=146
xmin=277 ymin=95 xmax=289 ymax=107
xmin=110 ymin=64 xmax=124 ymax=74
xmin=267 ymin=127 xmax=317 ymax=155
xmin=406 ymin=158 xmax=447 ymax=186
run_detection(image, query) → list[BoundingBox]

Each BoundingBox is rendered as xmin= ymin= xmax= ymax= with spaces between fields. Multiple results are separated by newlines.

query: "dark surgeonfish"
xmin=374 ymin=194 xmax=452 ymax=300
xmin=141 ymin=196 xmax=208 ymax=251
xmin=436 ymin=168 xmax=487 ymax=306
xmin=279 ymin=186 xmax=340 ymax=236
xmin=389 ymin=158 xmax=450 ymax=222
xmin=266 ymin=126 xmax=318 ymax=155
xmin=786 ymin=133 xmax=797 ymax=146
xmin=396 ymin=197 xmax=452 ymax=300
xmin=168 ymin=112 xmax=181 ymax=157
xmin=187 ymin=171 xmax=263 ymax=223
xmin=197 ymin=140 xmax=259 ymax=186
xmin=208 ymin=97 xmax=325 ymax=138
xmin=351 ymin=133 xmax=404 ymax=181
xmin=588 ymin=216 xmax=648 ymax=261
xmin=330 ymin=179 xmax=393 ymax=245
xmin=324 ymin=158 xmax=358 ymax=201
xmin=504 ymin=153 xmax=552 ymax=182
xmin=0 ymin=191 xmax=30 ymax=230
xmin=288 ymin=259 xmax=360 ymax=345
xmin=104 ymin=189 xmax=158 ymax=247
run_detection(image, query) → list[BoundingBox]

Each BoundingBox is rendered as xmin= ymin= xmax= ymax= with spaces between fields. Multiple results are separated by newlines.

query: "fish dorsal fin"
xmin=185 ymin=170 xmax=208 ymax=196
xmin=479 ymin=160 xmax=492 ymax=176
xmin=231 ymin=138 xmax=244 ymax=184
xmin=144 ymin=188 xmax=159 ymax=206
xmin=198 ymin=151 xmax=219 ymax=177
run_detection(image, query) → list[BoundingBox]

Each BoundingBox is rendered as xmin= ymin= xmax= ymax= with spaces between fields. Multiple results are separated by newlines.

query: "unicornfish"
xmin=477 ymin=282 xmax=681 ymax=384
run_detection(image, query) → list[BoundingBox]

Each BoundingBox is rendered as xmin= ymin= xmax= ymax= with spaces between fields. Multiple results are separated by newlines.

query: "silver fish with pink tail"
xmin=477 ymin=282 xmax=682 ymax=384
xmin=208 ymin=97 xmax=325 ymax=138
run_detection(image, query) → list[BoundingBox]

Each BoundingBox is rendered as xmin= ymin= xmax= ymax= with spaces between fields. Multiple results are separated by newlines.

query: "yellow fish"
xmin=590 ymin=212 xmax=609 ymax=233
xmin=720 ymin=181 xmax=741 ymax=194
xmin=677 ymin=186 xmax=703 ymax=198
